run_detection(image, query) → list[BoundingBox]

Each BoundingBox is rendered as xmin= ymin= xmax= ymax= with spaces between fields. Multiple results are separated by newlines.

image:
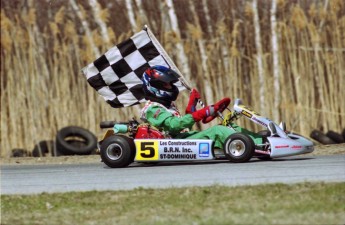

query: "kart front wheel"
xmin=223 ymin=133 xmax=255 ymax=163
xmin=100 ymin=135 xmax=135 ymax=168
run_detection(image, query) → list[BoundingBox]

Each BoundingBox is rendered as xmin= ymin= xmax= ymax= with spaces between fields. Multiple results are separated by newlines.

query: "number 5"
xmin=140 ymin=142 xmax=155 ymax=158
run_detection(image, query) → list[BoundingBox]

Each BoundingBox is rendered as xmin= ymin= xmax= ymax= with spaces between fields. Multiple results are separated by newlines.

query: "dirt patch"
xmin=1 ymin=143 xmax=344 ymax=165
xmin=1 ymin=155 xmax=101 ymax=165
xmin=310 ymin=143 xmax=345 ymax=155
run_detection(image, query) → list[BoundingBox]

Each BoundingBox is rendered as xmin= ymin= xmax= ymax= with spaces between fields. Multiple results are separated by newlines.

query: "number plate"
xmin=134 ymin=139 xmax=214 ymax=161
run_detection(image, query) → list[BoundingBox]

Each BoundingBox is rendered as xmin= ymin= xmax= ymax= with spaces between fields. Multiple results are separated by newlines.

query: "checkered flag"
xmin=82 ymin=26 xmax=186 ymax=108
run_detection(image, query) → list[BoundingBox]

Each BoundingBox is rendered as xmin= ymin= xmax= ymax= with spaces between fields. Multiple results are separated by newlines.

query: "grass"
xmin=1 ymin=182 xmax=345 ymax=225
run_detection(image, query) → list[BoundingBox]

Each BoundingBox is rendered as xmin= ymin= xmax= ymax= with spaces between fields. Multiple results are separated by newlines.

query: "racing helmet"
xmin=142 ymin=65 xmax=180 ymax=105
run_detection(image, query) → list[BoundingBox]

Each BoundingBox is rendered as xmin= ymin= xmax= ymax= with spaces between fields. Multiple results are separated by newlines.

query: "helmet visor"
xmin=150 ymin=80 xmax=175 ymax=91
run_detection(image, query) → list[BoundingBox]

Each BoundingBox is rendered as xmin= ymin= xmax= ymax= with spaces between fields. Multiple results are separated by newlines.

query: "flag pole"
xmin=144 ymin=25 xmax=208 ymax=109
xmin=144 ymin=25 xmax=192 ymax=91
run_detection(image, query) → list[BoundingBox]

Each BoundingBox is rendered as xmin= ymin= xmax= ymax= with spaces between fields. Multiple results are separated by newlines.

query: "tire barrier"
xmin=326 ymin=130 xmax=345 ymax=144
xmin=55 ymin=126 xmax=97 ymax=155
xmin=32 ymin=140 xmax=57 ymax=157
xmin=310 ymin=129 xmax=344 ymax=145
xmin=10 ymin=126 xmax=98 ymax=158
xmin=11 ymin=148 xmax=31 ymax=157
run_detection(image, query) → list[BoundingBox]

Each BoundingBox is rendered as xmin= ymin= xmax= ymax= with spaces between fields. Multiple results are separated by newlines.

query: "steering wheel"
xmin=202 ymin=98 xmax=231 ymax=124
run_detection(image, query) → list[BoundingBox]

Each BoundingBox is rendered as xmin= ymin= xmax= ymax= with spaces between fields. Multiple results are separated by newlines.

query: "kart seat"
xmin=268 ymin=122 xmax=280 ymax=137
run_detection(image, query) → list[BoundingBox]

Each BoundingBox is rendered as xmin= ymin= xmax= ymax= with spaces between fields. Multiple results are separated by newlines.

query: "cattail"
xmin=54 ymin=6 xmax=65 ymax=25
xmin=291 ymin=5 xmax=308 ymax=30
xmin=244 ymin=2 xmax=253 ymax=18
xmin=186 ymin=23 xmax=202 ymax=40
xmin=64 ymin=20 xmax=77 ymax=41
xmin=49 ymin=22 xmax=59 ymax=38
xmin=99 ymin=7 xmax=110 ymax=23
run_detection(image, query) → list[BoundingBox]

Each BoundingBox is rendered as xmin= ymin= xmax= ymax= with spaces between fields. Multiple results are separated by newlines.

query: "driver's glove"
xmin=191 ymin=105 xmax=215 ymax=122
xmin=185 ymin=88 xmax=201 ymax=114
xmin=191 ymin=98 xmax=230 ymax=122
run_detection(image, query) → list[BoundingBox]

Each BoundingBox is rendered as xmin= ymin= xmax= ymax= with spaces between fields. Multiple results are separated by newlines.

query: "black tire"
xmin=223 ymin=133 xmax=255 ymax=163
xmin=326 ymin=130 xmax=344 ymax=143
xmin=100 ymin=135 xmax=135 ymax=168
xmin=56 ymin=126 xmax=97 ymax=155
xmin=32 ymin=141 xmax=54 ymax=157
xmin=310 ymin=130 xmax=336 ymax=145
xmin=11 ymin=148 xmax=31 ymax=157
xmin=32 ymin=140 xmax=56 ymax=157
xmin=65 ymin=139 xmax=99 ymax=155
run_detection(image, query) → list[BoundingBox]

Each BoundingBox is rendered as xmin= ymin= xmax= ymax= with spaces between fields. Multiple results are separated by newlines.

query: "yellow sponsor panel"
xmin=135 ymin=140 xmax=159 ymax=160
xmin=241 ymin=110 xmax=252 ymax=118
xmin=239 ymin=105 xmax=260 ymax=116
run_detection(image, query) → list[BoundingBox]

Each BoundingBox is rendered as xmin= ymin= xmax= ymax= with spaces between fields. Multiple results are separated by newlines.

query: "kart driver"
xmin=140 ymin=65 xmax=262 ymax=149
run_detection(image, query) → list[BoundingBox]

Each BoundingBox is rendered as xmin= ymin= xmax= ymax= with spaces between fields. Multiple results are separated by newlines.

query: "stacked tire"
xmin=28 ymin=126 xmax=97 ymax=157
xmin=310 ymin=128 xmax=345 ymax=145
xmin=55 ymin=126 xmax=97 ymax=155
xmin=32 ymin=140 xmax=58 ymax=157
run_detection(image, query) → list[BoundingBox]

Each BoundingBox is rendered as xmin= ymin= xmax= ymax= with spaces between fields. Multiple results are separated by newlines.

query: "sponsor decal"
xmin=160 ymin=140 xmax=197 ymax=146
xmin=135 ymin=140 xmax=159 ymax=160
xmin=241 ymin=105 xmax=261 ymax=116
xmin=199 ymin=143 xmax=210 ymax=157
xmin=160 ymin=154 xmax=196 ymax=159
xmin=255 ymin=149 xmax=271 ymax=155
xmin=291 ymin=145 xmax=302 ymax=149
xmin=241 ymin=110 xmax=253 ymax=118
xmin=153 ymin=109 xmax=161 ymax=118
xmin=135 ymin=140 xmax=212 ymax=161
xmin=252 ymin=117 xmax=267 ymax=127
xmin=275 ymin=145 xmax=289 ymax=149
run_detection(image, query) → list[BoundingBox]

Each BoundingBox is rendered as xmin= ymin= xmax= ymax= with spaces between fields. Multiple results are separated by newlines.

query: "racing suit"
xmin=140 ymin=101 xmax=261 ymax=149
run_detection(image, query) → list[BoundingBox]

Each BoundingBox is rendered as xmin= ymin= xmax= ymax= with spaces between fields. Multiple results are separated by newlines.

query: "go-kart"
xmin=98 ymin=98 xmax=314 ymax=168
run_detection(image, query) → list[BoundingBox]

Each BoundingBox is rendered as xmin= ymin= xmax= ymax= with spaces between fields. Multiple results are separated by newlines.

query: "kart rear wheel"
xmin=223 ymin=133 xmax=255 ymax=163
xmin=100 ymin=135 xmax=135 ymax=168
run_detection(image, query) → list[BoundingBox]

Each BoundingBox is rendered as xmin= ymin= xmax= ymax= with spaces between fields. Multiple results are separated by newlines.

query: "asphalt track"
xmin=1 ymin=155 xmax=344 ymax=195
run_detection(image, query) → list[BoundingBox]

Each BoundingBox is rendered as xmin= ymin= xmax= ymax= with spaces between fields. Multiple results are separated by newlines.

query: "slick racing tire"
xmin=56 ymin=126 xmax=97 ymax=155
xmin=100 ymin=135 xmax=135 ymax=168
xmin=223 ymin=133 xmax=255 ymax=163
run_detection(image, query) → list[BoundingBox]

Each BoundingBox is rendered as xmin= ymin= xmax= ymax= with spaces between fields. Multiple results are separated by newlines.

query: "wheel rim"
xmin=106 ymin=143 xmax=123 ymax=160
xmin=227 ymin=140 xmax=246 ymax=156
